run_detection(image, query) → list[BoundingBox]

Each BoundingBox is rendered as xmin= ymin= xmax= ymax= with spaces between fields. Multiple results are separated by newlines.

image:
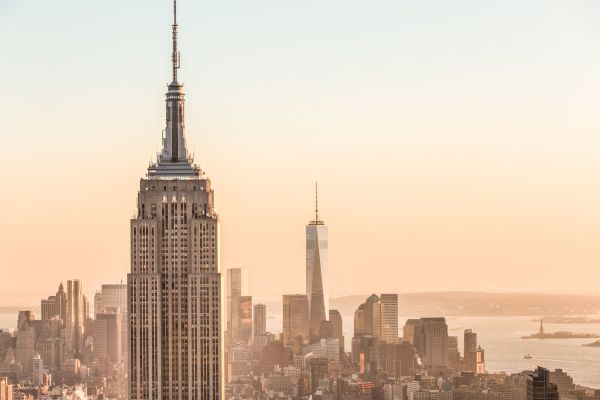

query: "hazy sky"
xmin=1 ymin=0 xmax=599 ymax=304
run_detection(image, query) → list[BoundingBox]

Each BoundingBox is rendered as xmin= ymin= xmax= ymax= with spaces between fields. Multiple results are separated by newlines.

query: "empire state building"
xmin=128 ymin=2 xmax=223 ymax=400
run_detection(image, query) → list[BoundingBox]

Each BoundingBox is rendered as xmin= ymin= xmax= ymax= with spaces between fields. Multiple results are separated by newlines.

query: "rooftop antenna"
xmin=171 ymin=0 xmax=180 ymax=83
xmin=315 ymin=181 xmax=319 ymax=223
xmin=309 ymin=181 xmax=323 ymax=225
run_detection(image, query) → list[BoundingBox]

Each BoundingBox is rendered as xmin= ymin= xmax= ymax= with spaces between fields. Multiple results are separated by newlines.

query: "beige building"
xmin=94 ymin=284 xmax=127 ymax=362
xmin=16 ymin=311 xmax=35 ymax=375
xmin=226 ymin=268 xmax=248 ymax=344
xmin=354 ymin=294 xmax=398 ymax=344
xmin=128 ymin=2 xmax=223 ymax=400
xmin=253 ymin=304 xmax=266 ymax=337
xmin=464 ymin=329 xmax=477 ymax=372
xmin=41 ymin=297 xmax=58 ymax=322
xmin=32 ymin=354 xmax=43 ymax=386
xmin=282 ymin=294 xmax=309 ymax=352
xmin=403 ymin=318 xmax=419 ymax=344
xmin=253 ymin=304 xmax=269 ymax=350
xmin=373 ymin=294 xmax=398 ymax=344
xmin=419 ymin=318 xmax=449 ymax=369
xmin=328 ymin=310 xmax=344 ymax=351
xmin=0 ymin=377 xmax=13 ymax=400
xmin=93 ymin=309 xmax=122 ymax=363
xmin=37 ymin=336 xmax=62 ymax=374
xmin=65 ymin=280 xmax=85 ymax=357
xmin=353 ymin=294 xmax=380 ymax=337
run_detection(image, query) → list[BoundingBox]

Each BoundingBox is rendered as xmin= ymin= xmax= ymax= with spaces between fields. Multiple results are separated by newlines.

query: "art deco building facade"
xmin=128 ymin=2 xmax=223 ymax=399
xmin=306 ymin=185 xmax=329 ymax=343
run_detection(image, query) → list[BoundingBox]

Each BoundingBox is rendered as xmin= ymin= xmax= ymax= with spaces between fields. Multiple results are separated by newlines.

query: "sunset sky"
xmin=1 ymin=0 xmax=599 ymax=304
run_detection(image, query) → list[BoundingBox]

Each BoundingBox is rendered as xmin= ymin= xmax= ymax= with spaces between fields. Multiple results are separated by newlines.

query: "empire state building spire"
xmin=172 ymin=0 xmax=180 ymax=83
xmin=147 ymin=0 xmax=199 ymax=178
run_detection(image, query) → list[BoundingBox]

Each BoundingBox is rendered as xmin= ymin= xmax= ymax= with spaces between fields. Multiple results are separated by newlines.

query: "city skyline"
xmin=3 ymin=2 xmax=600 ymax=398
xmin=2 ymin=1 xmax=600 ymax=298
xmin=2 ymin=2 xmax=600 ymax=399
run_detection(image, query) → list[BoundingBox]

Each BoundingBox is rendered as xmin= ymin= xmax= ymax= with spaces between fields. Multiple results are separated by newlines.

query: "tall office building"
xmin=253 ymin=304 xmax=269 ymax=350
xmin=403 ymin=319 xmax=419 ymax=344
xmin=65 ymin=280 xmax=85 ymax=357
xmin=32 ymin=353 xmax=43 ymax=386
xmin=93 ymin=309 xmax=122 ymax=363
xmin=95 ymin=284 xmax=128 ymax=362
xmin=527 ymin=367 xmax=559 ymax=400
xmin=55 ymin=283 xmax=67 ymax=324
xmin=128 ymin=2 xmax=223 ymax=399
xmin=37 ymin=335 xmax=62 ymax=374
xmin=373 ymin=294 xmax=398 ymax=344
xmin=306 ymin=184 xmax=329 ymax=343
xmin=475 ymin=346 xmax=485 ymax=374
xmin=464 ymin=329 xmax=477 ymax=372
xmin=226 ymin=268 xmax=248 ymax=343
xmin=16 ymin=311 xmax=36 ymax=375
xmin=549 ymin=368 xmax=575 ymax=396
xmin=447 ymin=336 xmax=461 ymax=369
xmin=413 ymin=318 xmax=449 ymax=369
xmin=237 ymin=296 xmax=253 ymax=345
xmin=0 ymin=377 xmax=12 ymax=400
xmin=354 ymin=294 xmax=397 ymax=344
xmin=354 ymin=294 xmax=380 ymax=336
xmin=95 ymin=284 xmax=127 ymax=316
xmin=41 ymin=295 xmax=60 ymax=322
xmin=282 ymin=295 xmax=309 ymax=352
xmin=82 ymin=295 xmax=90 ymax=321
xmin=253 ymin=304 xmax=266 ymax=337
xmin=329 ymin=310 xmax=344 ymax=352
xmin=36 ymin=284 xmax=65 ymax=375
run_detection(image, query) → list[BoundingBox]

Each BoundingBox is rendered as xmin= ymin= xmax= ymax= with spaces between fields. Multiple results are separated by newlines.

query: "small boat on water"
xmin=524 ymin=354 xmax=533 ymax=359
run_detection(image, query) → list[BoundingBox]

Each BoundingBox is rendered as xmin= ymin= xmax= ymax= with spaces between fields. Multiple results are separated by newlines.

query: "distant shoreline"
xmin=0 ymin=306 xmax=40 ymax=313
xmin=2 ymin=290 xmax=600 ymax=318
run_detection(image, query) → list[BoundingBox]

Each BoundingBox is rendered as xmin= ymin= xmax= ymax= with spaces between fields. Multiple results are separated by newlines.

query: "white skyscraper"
xmin=306 ymin=183 xmax=329 ymax=343
xmin=128 ymin=2 xmax=223 ymax=399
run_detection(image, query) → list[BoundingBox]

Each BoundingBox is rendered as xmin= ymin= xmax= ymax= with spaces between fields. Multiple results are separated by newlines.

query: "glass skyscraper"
xmin=306 ymin=184 xmax=329 ymax=343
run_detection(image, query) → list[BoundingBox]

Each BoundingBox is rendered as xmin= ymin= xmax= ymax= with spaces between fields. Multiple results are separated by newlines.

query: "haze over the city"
xmin=1 ymin=0 xmax=600 ymax=300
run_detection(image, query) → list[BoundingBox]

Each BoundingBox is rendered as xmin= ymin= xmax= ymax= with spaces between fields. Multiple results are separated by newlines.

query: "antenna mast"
xmin=172 ymin=0 xmax=180 ymax=83
xmin=315 ymin=181 xmax=320 ymax=223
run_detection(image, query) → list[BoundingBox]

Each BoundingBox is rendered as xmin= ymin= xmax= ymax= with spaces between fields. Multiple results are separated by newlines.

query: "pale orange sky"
xmin=1 ymin=0 xmax=599 ymax=303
